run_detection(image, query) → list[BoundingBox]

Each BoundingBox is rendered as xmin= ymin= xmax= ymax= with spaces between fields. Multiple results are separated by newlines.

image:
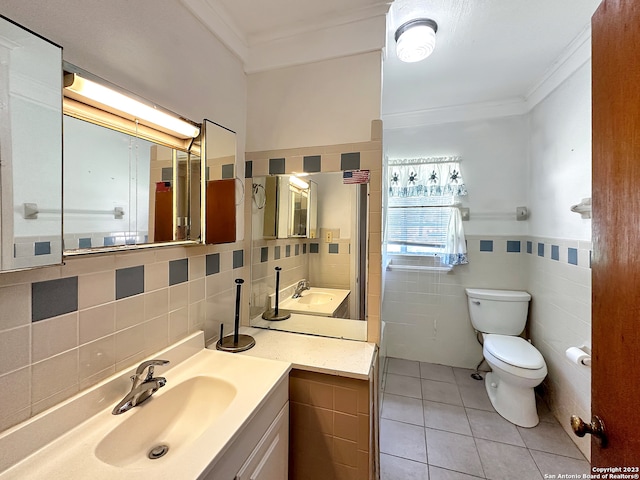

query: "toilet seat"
xmin=484 ymin=334 xmax=545 ymax=370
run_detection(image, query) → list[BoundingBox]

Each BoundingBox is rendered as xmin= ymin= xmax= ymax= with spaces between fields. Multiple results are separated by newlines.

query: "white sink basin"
xmin=95 ymin=376 xmax=236 ymax=467
xmin=296 ymin=292 xmax=334 ymax=306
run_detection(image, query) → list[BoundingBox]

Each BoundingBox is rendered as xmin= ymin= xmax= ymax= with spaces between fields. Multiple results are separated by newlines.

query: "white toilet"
xmin=465 ymin=288 xmax=547 ymax=428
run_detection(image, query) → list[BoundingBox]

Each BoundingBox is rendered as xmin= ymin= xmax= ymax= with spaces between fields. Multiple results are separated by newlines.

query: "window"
xmin=385 ymin=157 xmax=467 ymax=259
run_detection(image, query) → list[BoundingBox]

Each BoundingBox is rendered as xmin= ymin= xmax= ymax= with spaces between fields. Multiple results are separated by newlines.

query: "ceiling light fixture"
xmin=63 ymin=73 xmax=200 ymax=139
xmin=395 ymin=18 xmax=438 ymax=63
xmin=289 ymin=175 xmax=309 ymax=190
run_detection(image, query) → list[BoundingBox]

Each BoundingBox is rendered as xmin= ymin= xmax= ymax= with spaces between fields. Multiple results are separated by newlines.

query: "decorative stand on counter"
xmin=216 ymin=279 xmax=256 ymax=353
xmin=261 ymin=266 xmax=291 ymax=321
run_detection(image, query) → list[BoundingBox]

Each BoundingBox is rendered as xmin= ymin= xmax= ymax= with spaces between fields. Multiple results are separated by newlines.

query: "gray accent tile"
xmin=421 ymin=379 xmax=463 ymax=406
xmin=169 ymin=258 xmax=188 ymax=285
xmin=466 ymin=408 xmax=525 ymax=446
xmin=310 ymin=243 xmax=319 ymax=254
xmin=269 ymin=158 xmax=285 ymax=174
xmin=380 ymin=419 xmax=427 ymax=463
xmin=245 ymin=160 xmax=253 ymax=178
xmin=303 ymin=155 xmax=321 ymax=173
xmin=206 ymin=253 xmax=220 ymax=276
xmin=34 ymin=241 xmax=51 ymax=256
xmin=479 ymin=240 xmax=493 ymax=252
xmin=426 ymin=429 xmax=484 ymax=477
xmin=205 ymin=166 xmax=210 ymax=181
xmin=385 ymin=373 xmax=423 ymax=399
xmin=295 ymin=244 xmax=299 ymax=256
xmin=517 ymin=422 xmax=585 ymax=460
xmin=381 ymin=454 xmax=429 ymax=480
xmin=507 ymin=240 xmax=521 ymax=253
xmin=125 ymin=237 xmax=136 ymax=245
xmin=551 ymin=245 xmax=560 ymax=261
xmin=475 ymin=438 xmax=542 ymax=480
xmin=116 ymin=265 xmax=145 ymax=300
xmin=78 ymin=238 xmax=91 ymax=249
xmin=104 ymin=236 xmax=116 ymax=246
xmin=161 ymin=167 xmax=172 ymax=182
xmin=420 ymin=362 xmax=455 ymax=383
xmin=233 ymin=249 xmax=244 ymax=268
xmin=285 ymin=245 xmax=291 ymax=257
xmin=423 ymin=401 xmax=471 ymax=435
xmin=568 ymin=247 xmax=578 ymax=265
xmin=274 ymin=246 xmax=281 ymax=260
xmin=221 ymin=163 xmax=234 ymax=179
xmin=388 ymin=358 xmax=420 ymax=377
xmin=328 ymin=243 xmax=339 ymax=254
xmin=32 ymin=277 xmax=78 ymax=322
xmin=382 ymin=393 xmax=425 ymax=426
xmin=529 ymin=450 xmax=590 ymax=477
xmin=526 ymin=241 xmax=533 ymax=254
xmin=538 ymin=242 xmax=544 ymax=257
xmin=341 ymin=152 xmax=360 ymax=170
xmin=261 ymin=247 xmax=268 ymax=263
xmin=303 ymin=243 xmax=307 ymax=254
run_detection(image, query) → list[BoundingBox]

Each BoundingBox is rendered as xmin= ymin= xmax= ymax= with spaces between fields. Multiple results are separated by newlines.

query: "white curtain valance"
xmin=388 ymin=156 xmax=467 ymax=197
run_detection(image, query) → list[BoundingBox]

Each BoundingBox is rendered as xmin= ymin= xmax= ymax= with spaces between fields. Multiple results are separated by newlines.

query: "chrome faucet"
xmin=292 ymin=279 xmax=310 ymax=299
xmin=112 ymin=359 xmax=169 ymax=415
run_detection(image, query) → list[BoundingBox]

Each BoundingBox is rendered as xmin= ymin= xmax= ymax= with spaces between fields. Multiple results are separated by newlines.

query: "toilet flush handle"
xmin=472 ymin=300 xmax=481 ymax=305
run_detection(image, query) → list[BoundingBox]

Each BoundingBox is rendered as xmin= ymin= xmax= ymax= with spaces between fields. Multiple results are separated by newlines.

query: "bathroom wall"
xmin=246 ymin=52 xmax=382 ymax=152
xmin=526 ymin=61 xmax=592 ymax=458
xmin=382 ymin=115 xmax=531 ymax=366
xmin=0 ymin=2 xmax=249 ymax=433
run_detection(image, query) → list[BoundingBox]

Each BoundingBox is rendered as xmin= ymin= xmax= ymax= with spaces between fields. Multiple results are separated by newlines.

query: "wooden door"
xmin=591 ymin=0 xmax=640 ymax=465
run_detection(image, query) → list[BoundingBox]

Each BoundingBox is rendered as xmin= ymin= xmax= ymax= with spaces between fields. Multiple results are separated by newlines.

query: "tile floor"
xmin=380 ymin=358 xmax=590 ymax=480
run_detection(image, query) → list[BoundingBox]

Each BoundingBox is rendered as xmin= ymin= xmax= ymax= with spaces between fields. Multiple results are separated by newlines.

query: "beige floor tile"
xmin=423 ymin=401 xmax=471 ymax=436
xmin=380 ymin=453 xmax=428 ymax=480
xmin=517 ymin=422 xmax=585 ymax=460
xmin=380 ymin=419 xmax=427 ymax=463
xmin=385 ymin=373 xmax=423 ymax=399
xmin=387 ymin=358 xmax=421 ymax=377
xmin=459 ymin=384 xmax=494 ymax=411
xmin=426 ymin=428 xmax=484 ymax=477
xmin=421 ymin=379 xmax=463 ymax=406
xmin=382 ymin=393 xmax=424 ymax=426
xmin=453 ymin=368 xmax=486 ymax=388
xmin=429 ymin=466 xmax=484 ymax=480
xmin=466 ymin=408 xmax=525 ymax=446
xmin=529 ymin=450 xmax=590 ymax=477
xmin=476 ymin=438 xmax=542 ymax=480
xmin=420 ymin=363 xmax=456 ymax=383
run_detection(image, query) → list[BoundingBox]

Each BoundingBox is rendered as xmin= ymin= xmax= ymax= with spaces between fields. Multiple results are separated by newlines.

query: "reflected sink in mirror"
xmin=95 ymin=376 xmax=236 ymax=468
xmin=296 ymin=292 xmax=333 ymax=306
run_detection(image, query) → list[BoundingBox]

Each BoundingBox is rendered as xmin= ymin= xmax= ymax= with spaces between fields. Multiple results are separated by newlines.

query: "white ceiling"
xmin=188 ymin=0 xmax=602 ymax=118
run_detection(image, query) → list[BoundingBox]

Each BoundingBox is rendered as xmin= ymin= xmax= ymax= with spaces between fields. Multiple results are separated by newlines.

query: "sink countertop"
xmin=0 ymin=332 xmax=291 ymax=480
xmin=235 ymin=327 xmax=376 ymax=380
xmin=251 ymin=312 xmax=367 ymax=341
xmin=272 ymin=287 xmax=350 ymax=317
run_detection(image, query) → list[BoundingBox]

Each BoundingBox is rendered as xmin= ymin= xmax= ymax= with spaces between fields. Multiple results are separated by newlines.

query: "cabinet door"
xmin=236 ymin=403 xmax=288 ymax=480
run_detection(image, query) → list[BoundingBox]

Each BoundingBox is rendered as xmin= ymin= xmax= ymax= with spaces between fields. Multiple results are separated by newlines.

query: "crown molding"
xmin=524 ymin=23 xmax=591 ymax=110
xmin=384 ymin=23 xmax=592 ymax=129
xmin=179 ymin=0 xmax=249 ymax=63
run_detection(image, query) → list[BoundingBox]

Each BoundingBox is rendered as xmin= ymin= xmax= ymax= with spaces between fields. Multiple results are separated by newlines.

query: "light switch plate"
xmin=325 ymin=231 xmax=333 ymax=242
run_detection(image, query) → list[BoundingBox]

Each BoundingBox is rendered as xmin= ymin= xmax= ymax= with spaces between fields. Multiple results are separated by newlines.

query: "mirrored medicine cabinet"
xmin=0 ymin=15 xmax=63 ymax=272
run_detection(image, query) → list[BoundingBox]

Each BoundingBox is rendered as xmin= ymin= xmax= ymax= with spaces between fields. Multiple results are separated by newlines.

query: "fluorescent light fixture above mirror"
xmin=289 ymin=175 xmax=309 ymax=190
xmin=63 ymin=73 xmax=200 ymax=139
xmin=395 ymin=18 xmax=438 ymax=63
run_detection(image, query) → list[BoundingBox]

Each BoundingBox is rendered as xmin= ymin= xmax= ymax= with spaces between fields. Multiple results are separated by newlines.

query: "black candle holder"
xmin=261 ymin=266 xmax=291 ymax=321
xmin=216 ymin=278 xmax=256 ymax=352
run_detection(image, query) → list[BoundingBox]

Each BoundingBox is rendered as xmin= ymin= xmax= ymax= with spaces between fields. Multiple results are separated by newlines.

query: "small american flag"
xmin=343 ymin=169 xmax=370 ymax=184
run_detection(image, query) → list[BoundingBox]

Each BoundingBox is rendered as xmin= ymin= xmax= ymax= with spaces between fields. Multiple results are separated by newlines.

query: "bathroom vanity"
xmin=0 ymin=333 xmax=291 ymax=479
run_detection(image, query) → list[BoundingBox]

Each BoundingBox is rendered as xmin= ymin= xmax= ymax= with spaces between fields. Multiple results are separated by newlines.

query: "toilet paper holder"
xmin=566 ymin=345 xmax=591 ymax=367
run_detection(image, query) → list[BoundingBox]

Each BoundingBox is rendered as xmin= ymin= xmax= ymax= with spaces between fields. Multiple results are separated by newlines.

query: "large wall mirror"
xmin=62 ymin=66 xmax=203 ymax=253
xmin=0 ymin=15 xmax=62 ymax=271
xmin=250 ymin=172 xmax=368 ymax=341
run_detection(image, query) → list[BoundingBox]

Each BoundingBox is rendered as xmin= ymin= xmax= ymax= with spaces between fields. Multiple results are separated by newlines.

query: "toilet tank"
xmin=465 ymin=288 xmax=531 ymax=335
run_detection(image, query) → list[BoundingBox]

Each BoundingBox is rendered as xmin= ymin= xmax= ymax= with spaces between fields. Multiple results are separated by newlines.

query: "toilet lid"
xmin=484 ymin=335 xmax=545 ymax=370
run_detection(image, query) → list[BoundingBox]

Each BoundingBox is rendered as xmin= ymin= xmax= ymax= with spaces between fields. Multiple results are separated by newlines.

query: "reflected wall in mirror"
xmin=0 ymin=15 xmax=62 ymax=271
xmin=62 ymin=67 xmax=202 ymax=253
xmin=250 ymin=172 xmax=368 ymax=341
xmin=203 ymin=119 xmax=237 ymax=244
